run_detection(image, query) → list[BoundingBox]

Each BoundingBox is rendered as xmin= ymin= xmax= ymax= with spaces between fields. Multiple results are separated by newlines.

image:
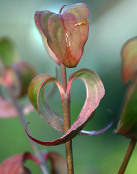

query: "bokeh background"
xmin=0 ymin=0 xmax=137 ymax=173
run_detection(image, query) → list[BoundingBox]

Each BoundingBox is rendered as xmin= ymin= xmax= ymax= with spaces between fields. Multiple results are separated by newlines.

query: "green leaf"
xmin=0 ymin=38 xmax=18 ymax=65
xmin=121 ymin=36 xmax=137 ymax=84
xmin=26 ymin=69 xmax=105 ymax=146
xmin=116 ymin=78 xmax=137 ymax=139
xmin=35 ymin=3 xmax=89 ymax=68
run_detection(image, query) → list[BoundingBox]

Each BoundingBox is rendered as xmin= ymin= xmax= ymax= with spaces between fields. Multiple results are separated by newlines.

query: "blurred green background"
xmin=0 ymin=0 xmax=137 ymax=173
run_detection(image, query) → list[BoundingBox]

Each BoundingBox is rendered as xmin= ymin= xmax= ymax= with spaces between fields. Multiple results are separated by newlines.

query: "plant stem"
xmin=8 ymin=87 xmax=49 ymax=174
xmin=118 ymin=139 xmax=136 ymax=174
xmin=61 ymin=64 xmax=74 ymax=174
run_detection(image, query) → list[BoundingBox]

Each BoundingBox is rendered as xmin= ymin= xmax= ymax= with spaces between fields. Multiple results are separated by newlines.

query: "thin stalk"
xmin=61 ymin=64 xmax=74 ymax=174
xmin=8 ymin=87 xmax=49 ymax=174
xmin=118 ymin=139 xmax=136 ymax=174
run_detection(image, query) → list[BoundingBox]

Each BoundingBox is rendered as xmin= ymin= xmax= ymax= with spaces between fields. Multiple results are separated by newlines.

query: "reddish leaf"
xmin=26 ymin=69 xmax=105 ymax=146
xmin=35 ymin=3 xmax=89 ymax=67
xmin=121 ymin=36 xmax=137 ymax=84
xmin=0 ymin=152 xmax=39 ymax=174
xmin=43 ymin=152 xmax=67 ymax=174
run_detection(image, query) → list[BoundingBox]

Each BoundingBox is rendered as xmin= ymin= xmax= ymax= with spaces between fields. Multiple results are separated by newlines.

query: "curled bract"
xmin=35 ymin=3 xmax=89 ymax=67
xmin=27 ymin=68 xmax=106 ymax=146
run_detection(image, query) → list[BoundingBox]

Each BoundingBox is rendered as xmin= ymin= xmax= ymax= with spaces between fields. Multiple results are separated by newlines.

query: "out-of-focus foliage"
xmin=0 ymin=38 xmax=36 ymax=117
xmin=0 ymin=151 xmax=67 ymax=174
xmin=116 ymin=37 xmax=137 ymax=139
xmin=0 ymin=38 xmax=18 ymax=65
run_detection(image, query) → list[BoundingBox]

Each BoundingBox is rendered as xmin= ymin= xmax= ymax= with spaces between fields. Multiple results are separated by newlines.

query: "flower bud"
xmin=35 ymin=3 xmax=89 ymax=68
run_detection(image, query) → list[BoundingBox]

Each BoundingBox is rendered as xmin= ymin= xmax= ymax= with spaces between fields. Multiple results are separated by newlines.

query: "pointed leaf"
xmin=35 ymin=3 xmax=89 ymax=67
xmin=0 ymin=152 xmax=38 ymax=174
xmin=26 ymin=69 xmax=105 ymax=146
xmin=121 ymin=36 xmax=137 ymax=84
xmin=116 ymin=78 xmax=137 ymax=139
xmin=43 ymin=152 xmax=67 ymax=174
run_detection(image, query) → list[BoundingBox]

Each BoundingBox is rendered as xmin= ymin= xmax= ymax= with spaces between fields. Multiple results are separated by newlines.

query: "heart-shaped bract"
xmin=35 ymin=3 xmax=89 ymax=67
xmin=27 ymin=68 xmax=105 ymax=146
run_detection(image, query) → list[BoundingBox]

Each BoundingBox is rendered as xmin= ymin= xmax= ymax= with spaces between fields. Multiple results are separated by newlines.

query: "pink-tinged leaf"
xmin=26 ymin=68 xmax=105 ymax=146
xmin=28 ymin=74 xmax=65 ymax=132
xmin=0 ymin=96 xmax=34 ymax=118
xmin=116 ymin=78 xmax=137 ymax=139
xmin=121 ymin=36 xmax=137 ymax=84
xmin=43 ymin=152 xmax=67 ymax=174
xmin=0 ymin=152 xmax=39 ymax=174
xmin=35 ymin=3 xmax=89 ymax=68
